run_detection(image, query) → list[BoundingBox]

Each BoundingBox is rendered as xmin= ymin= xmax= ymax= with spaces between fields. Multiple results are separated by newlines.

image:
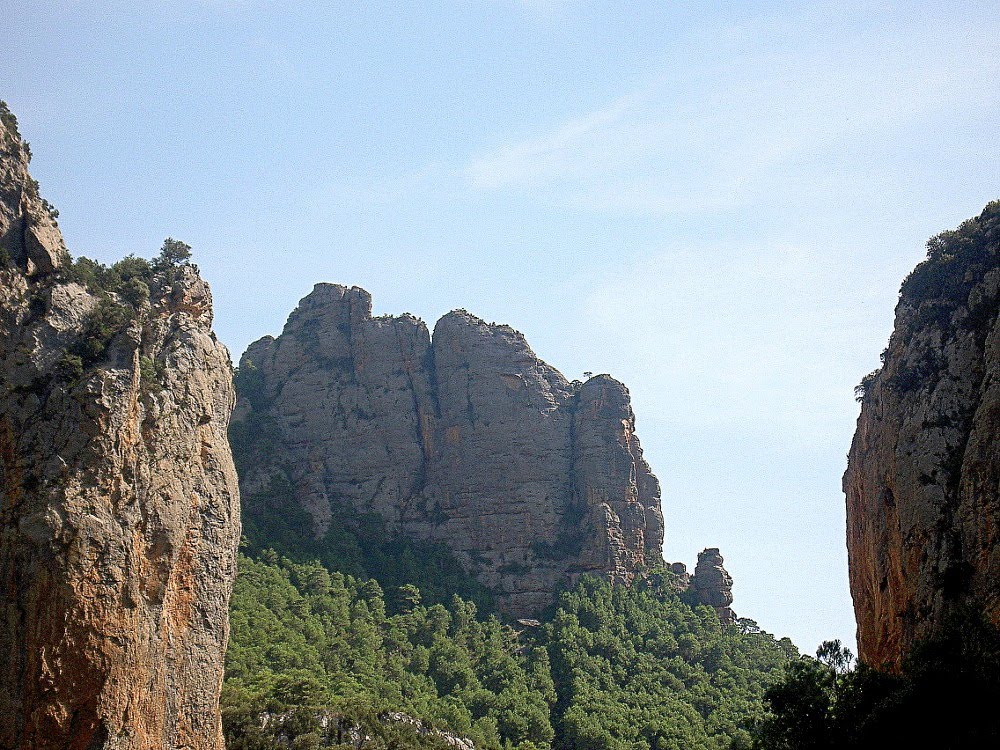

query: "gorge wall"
xmin=0 ymin=105 xmax=240 ymax=749
xmin=845 ymin=201 xmax=1000 ymax=670
xmin=232 ymin=283 xmax=665 ymax=615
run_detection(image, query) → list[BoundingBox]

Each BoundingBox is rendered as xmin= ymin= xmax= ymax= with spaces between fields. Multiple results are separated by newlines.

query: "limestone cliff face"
xmin=234 ymin=283 xmax=664 ymax=615
xmin=845 ymin=201 xmax=1000 ymax=670
xmin=0 ymin=105 xmax=240 ymax=749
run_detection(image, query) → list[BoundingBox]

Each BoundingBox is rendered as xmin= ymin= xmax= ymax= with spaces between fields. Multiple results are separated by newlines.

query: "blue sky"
xmin=7 ymin=0 xmax=1000 ymax=654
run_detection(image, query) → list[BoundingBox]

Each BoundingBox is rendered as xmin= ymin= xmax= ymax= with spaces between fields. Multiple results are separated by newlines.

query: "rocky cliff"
xmin=0 ymin=104 xmax=240 ymax=749
xmin=845 ymin=201 xmax=1000 ymax=670
xmin=233 ymin=283 xmax=664 ymax=615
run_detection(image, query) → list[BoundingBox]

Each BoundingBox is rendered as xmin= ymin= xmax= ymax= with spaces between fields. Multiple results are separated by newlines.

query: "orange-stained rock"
xmin=845 ymin=201 xmax=1000 ymax=670
xmin=0 ymin=103 xmax=240 ymax=750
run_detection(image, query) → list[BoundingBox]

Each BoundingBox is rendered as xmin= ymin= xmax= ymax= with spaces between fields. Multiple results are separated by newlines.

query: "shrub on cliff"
xmin=62 ymin=237 xmax=194 ymax=299
xmin=899 ymin=201 xmax=1000 ymax=315
xmin=52 ymin=238 xmax=197 ymax=381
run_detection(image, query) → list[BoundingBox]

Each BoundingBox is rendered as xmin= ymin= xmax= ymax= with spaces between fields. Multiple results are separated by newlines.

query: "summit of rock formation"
xmin=0 ymin=103 xmax=240 ymax=749
xmin=233 ymin=282 xmax=665 ymax=615
xmin=0 ymin=105 xmax=67 ymax=276
xmin=845 ymin=201 xmax=1000 ymax=670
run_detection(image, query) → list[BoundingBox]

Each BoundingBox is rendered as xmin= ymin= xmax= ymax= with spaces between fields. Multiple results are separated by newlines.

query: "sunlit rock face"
xmin=692 ymin=548 xmax=735 ymax=625
xmin=845 ymin=202 xmax=1000 ymax=671
xmin=234 ymin=283 xmax=665 ymax=615
xmin=0 ymin=105 xmax=240 ymax=750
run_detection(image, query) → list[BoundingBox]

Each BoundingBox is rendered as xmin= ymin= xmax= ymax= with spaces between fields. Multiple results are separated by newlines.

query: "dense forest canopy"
xmin=224 ymin=552 xmax=796 ymax=750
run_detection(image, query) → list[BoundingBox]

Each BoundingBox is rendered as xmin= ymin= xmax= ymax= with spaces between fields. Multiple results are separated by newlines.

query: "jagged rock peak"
xmin=0 ymin=106 xmax=240 ymax=749
xmin=293 ymin=281 xmax=373 ymax=316
xmin=845 ymin=201 xmax=1000 ymax=670
xmin=692 ymin=548 xmax=736 ymax=624
xmin=0 ymin=102 xmax=68 ymax=276
xmin=234 ymin=283 xmax=665 ymax=616
xmin=434 ymin=307 xmax=544 ymax=352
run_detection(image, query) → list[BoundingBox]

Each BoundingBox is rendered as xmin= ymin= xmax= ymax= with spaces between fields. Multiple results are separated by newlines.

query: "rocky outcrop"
xmin=252 ymin=709 xmax=477 ymax=750
xmin=0 ymin=105 xmax=67 ymax=275
xmin=691 ymin=548 xmax=735 ymax=624
xmin=233 ymin=283 xmax=664 ymax=615
xmin=669 ymin=561 xmax=691 ymax=589
xmin=0 ymin=104 xmax=240 ymax=749
xmin=845 ymin=201 xmax=1000 ymax=670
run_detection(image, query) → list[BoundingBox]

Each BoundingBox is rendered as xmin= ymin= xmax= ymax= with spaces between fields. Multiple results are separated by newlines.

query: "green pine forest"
xmin=224 ymin=540 xmax=1000 ymax=750
xmin=222 ymin=549 xmax=797 ymax=750
xmin=225 ymin=398 xmax=798 ymax=750
xmin=222 ymin=464 xmax=1000 ymax=750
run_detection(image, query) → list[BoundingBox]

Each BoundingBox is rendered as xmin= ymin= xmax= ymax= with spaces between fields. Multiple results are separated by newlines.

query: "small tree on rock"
xmin=156 ymin=237 xmax=192 ymax=268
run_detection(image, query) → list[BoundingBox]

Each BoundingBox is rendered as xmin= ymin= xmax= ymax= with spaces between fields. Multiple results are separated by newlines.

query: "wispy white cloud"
xmin=462 ymin=15 xmax=1000 ymax=216
xmin=463 ymin=91 xmax=645 ymax=189
xmin=558 ymin=240 xmax=889 ymax=429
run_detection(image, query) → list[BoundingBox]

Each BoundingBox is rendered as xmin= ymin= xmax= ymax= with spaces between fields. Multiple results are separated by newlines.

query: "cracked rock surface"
xmin=0 ymin=106 xmax=240 ymax=750
xmin=234 ymin=284 xmax=664 ymax=615
xmin=845 ymin=202 xmax=1000 ymax=670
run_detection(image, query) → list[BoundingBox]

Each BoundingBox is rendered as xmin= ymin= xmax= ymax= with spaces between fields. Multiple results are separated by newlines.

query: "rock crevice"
xmin=234 ymin=283 xmax=665 ymax=615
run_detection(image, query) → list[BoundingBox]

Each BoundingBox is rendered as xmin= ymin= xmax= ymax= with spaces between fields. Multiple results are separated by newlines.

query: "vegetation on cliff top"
xmin=224 ymin=553 xmax=795 ymax=750
xmin=854 ymin=201 xmax=1000 ymax=402
xmin=899 ymin=200 xmax=1000 ymax=310
xmin=53 ymin=238 xmax=194 ymax=382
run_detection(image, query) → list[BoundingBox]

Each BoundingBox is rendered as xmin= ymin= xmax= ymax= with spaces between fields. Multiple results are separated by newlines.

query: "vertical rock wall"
xmin=845 ymin=202 xmax=1000 ymax=670
xmin=234 ymin=283 xmax=664 ymax=615
xmin=0 ymin=105 xmax=240 ymax=750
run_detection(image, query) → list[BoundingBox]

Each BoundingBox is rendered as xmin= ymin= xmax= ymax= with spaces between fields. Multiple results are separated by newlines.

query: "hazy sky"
xmin=7 ymin=0 xmax=1000 ymax=654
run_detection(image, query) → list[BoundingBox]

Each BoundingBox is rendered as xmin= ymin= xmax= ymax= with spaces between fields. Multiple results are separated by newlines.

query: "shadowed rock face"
xmin=845 ymin=202 xmax=1000 ymax=670
xmin=0 ymin=105 xmax=240 ymax=750
xmin=234 ymin=283 xmax=664 ymax=615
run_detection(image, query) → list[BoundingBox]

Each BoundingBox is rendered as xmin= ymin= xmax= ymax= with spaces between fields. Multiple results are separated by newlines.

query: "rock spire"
xmin=692 ymin=548 xmax=735 ymax=625
xmin=0 ymin=103 xmax=240 ymax=750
